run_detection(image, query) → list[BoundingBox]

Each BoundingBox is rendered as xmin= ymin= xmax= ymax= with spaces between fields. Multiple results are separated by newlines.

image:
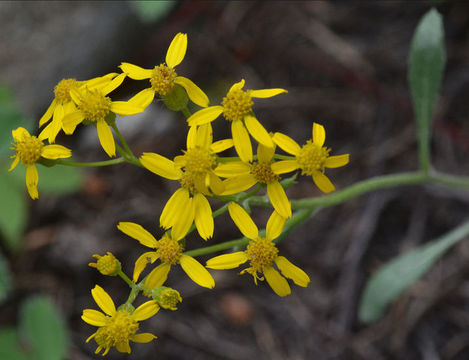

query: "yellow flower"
xmin=272 ymin=123 xmax=349 ymax=193
xmin=82 ymin=285 xmax=159 ymax=356
xmin=139 ymin=124 xmax=232 ymax=240
xmin=39 ymin=73 xmax=119 ymax=143
xmin=88 ymin=252 xmax=121 ymax=276
xmin=150 ymin=286 xmax=182 ymax=311
xmin=120 ymin=33 xmax=209 ymax=109
xmin=206 ymin=203 xmax=310 ymax=297
xmin=60 ymin=74 xmax=143 ymax=157
xmin=215 ymin=142 xmax=291 ymax=218
xmin=9 ymin=127 xmax=72 ymax=199
xmin=117 ymin=222 xmax=215 ymax=289
xmin=187 ymin=79 xmax=287 ymax=162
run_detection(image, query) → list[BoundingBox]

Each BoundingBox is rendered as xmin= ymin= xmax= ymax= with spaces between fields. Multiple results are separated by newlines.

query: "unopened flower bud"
xmin=151 ymin=286 xmax=182 ymax=310
xmin=89 ymin=252 xmax=121 ymax=276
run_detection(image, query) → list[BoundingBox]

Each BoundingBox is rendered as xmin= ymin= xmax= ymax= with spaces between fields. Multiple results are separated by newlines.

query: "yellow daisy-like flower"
xmin=206 ymin=203 xmax=310 ymax=297
xmin=272 ymin=123 xmax=350 ymax=193
xmin=187 ymin=79 xmax=287 ymax=162
xmin=9 ymin=127 xmax=72 ymax=199
xmin=60 ymin=74 xmax=143 ymax=157
xmin=39 ymin=73 xmax=119 ymax=143
xmin=117 ymin=222 xmax=215 ymax=289
xmin=140 ymin=124 xmax=232 ymax=240
xmin=82 ymin=285 xmax=159 ymax=356
xmin=215 ymin=142 xmax=291 ymax=218
xmin=120 ymin=33 xmax=209 ymax=109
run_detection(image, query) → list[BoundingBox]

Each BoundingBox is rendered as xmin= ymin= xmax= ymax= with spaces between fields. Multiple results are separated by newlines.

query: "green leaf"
xmin=20 ymin=296 xmax=68 ymax=360
xmin=131 ymin=1 xmax=176 ymax=23
xmin=0 ymin=252 xmax=12 ymax=304
xmin=408 ymin=8 xmax=445 ymax=172
xmin=0 ymin=169 xmax=27 ymax=251
xmin=0 ymin=327 xmax=28 ymax=360
xmin=359 ymin=220 xmax=469 ymax=324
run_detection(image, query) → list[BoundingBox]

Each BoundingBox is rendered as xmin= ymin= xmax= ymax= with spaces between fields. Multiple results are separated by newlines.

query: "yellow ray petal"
xmin=174 ymin=76 xmax=209 ymax=108
xmin=119 ymin=62 xmax=152 ymax=80
xmin=166 ymin=33 xmax=187 ymax=68
xmin=249 ymin=88 xmax=288 ymax=98
xmin=220 ymin=174 xmax=257 ymax=195
xmin=44 ymin=116 xmax=62 ymax=143
xmin=145 ymin=263 xmax=171 ymax=290
xmin=210 ymin=138 xmax=233 ymax=153
xmin=206 ymin=252 xmax=248 ymax=269
xmin=214 ymin=162 xmax=251 ymax=178
xmin=140 ymin=152 xmax=182 ymax=180
xmin=117 ymin=222 xmax=158 ymax=248
xmin=232 ymin=120 xmax=252 ymax=162
xmin=41 ymin=144 xmax=72 ymax=160
xmin=312 ymin=123 xmax=326 ymax=147
xmin=206 ymin=172 xmax=225 ymax=195
xmin=264 ymin=266 xmax=291 ymax=297
xmin=312 ymin=172 xmax=335 ymax=193
xmin=228 ymin=79 xmax=245 ymax=94
xmin=81 ymin=309 xmax=107 ymax=327
xmin=8 ymin=157 xmax=19 ymax=172
xmin=101 ymin=73 xmax=126 ymax=96
xmin=179 ymin=255 xmax=215 ymax=289
xmin=131 ymin=333 xmax=157 ymax=343
xmin=228 ymin=202 xmax=258 ymax=239
xmin=170 ymin=195 xmax=194 ymax=241
xmin=133 ymin=251 xmax=159 ymax=282
xmin=275 ymin=256 xmax=310 ymax=287
xmin=194 ymin=123 xmax=213 ymax=149
xmin=267 ymin=181 xmax=292 ymax=218
xmin=26 ymin=165 xmax=39 ymax=200
xmin=187 ymin=106 xmax=223 ymax=126
xmin=96 ymin=119 xmax=116 ymax=157
xmin=91 ymin=285 xmax=116 ymax=316
xmin=272 ymin=132 xmax=300 ymax=156
xmin=193 ymin=193 xmax=213 ymax=240
xmin=115 ymin=341 xmax=131 ymax=354
xmin=110 ymin=101 xmax=144 ymax=116
xmin=62 ymin=110 xmax=85 ymax=134
xmin=257 ymin=143 xmax=275 ymax=163
xmin=160 ymin=188 xmax=189 ymax=228
xmin=12 ymin=127 xmax=29 ymax=142
xmin=266 ymin=210 xmax=286 ymax=240
xmin=132 ymin=300 xmax=160 ymax=321
xmin=244 ymin=115 xmax=273 ymax=148
xmin=128 ymin=88 xmax=155 ymax=108
xmin=271 ymin=160 xmax=299 ymax=175
xmin=39 ymin=99 xmax=56 ymax=127
xmin=325 ymin=154 xmax=349 ymax=168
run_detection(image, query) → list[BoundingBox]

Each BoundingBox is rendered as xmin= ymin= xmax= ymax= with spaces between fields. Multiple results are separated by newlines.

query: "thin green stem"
xmin=111 ymin=123 xmax=134 ymax=158
xmin=118 ymin=270 xmax=135 ymax=289
xmin=56 ymin=157 xmax=126 ymax=167
xmin=430 ymin=171 xmax=469 ymax=190
xmin=181 ymin=107 xmax=192 ymax=119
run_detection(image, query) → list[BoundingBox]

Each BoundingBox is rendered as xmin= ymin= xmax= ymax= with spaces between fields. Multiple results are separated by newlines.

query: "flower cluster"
xmin=10 ymin=32 xmax=349 ymax=356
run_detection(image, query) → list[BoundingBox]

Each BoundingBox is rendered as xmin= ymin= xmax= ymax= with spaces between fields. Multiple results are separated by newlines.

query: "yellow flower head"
xmin=9 ymin=127 xmax=72 ymax=199
xmin=39 ymin=73 xmax=120 ymax=143
xmin=215 ymin=142 xmax=292 ymax=218
xmin=89 ymin=252 xmax=121 ymax=276
xmin=272 ymin=123 xmax=350 ymax=193
xmin=139 ymin=124 xmax=233 ymax=240
xmin=82 ymin=285 xmax=159 ymax=356
xmin=150 ymin=286 xmax=182 ymax=311
xmin=187 ymin=79 xmax=288 ymax=162
xmin=120 ymin=33 xmax=209 ymax=109
xmin=60 ymin=74 xmax=144 ymax=157
xmin=117 ymin=222 xmax=215 ymax=289
xmin=206 ymin=203 xmax=310 ymax=297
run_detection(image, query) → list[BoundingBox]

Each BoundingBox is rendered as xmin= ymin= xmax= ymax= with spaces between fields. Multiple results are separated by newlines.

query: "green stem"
xmin=56 ymin=157 xmax=126 ymax=167
xmin=118 ymin=270 xmax=135 ymax=289
xmin=181 ymin=107 xmax=192 ymax=119
xmin=430 ymin=171 xmax=469 ymax=190
xmin=111 ymin=123 xmax=134 ymax=158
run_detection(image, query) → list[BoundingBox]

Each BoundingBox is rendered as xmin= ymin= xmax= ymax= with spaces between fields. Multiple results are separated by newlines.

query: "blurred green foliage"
xmin=130 ymin=1 xmax=177 ymax=23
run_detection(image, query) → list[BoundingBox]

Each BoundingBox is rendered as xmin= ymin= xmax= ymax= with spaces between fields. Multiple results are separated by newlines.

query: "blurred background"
xmin=1 ymin=1 xmax=469 ymax=359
